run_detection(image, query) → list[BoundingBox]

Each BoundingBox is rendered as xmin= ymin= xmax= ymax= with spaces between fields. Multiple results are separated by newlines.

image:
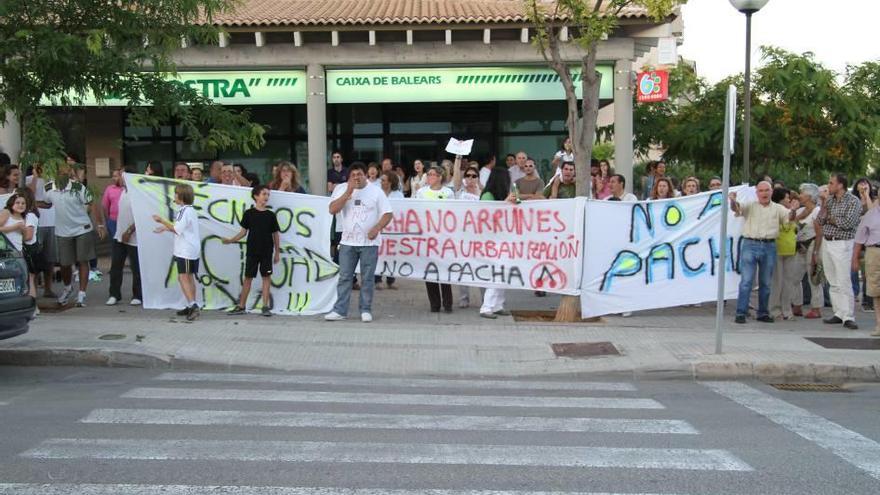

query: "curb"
xmin=1 ymin=347 xmax=878 ymax=382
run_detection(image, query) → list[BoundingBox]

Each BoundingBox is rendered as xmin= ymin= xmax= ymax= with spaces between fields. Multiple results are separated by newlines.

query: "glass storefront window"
xmin=124 ymin=141 xmax=174 ymax=173
xmin=499 ymin=100 xmax=567 ymax=133
xmin=352 ymin=138 xmax=383 ymax=164
xmin=222 ymin=140 xmax=292 ymax=185
xmin=331 ymin=104 xmax=382 ymax=135
xmin=499 ymin=135 xmax=562 ymax=180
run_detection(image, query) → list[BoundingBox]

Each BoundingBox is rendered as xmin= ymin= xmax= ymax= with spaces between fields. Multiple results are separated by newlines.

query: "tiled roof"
xmin=210 ymin=0 xmax=651 ymax=28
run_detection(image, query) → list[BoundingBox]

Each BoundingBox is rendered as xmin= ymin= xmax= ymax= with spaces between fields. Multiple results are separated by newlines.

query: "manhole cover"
xmin=551 ymin=341 xmax=620 ymax=358
xmin=770 ymin=383 xmax=849 ymax=393
xmin=805 ymin=337 xmax=880 ymax=350
xmin=98 ymin=334 xmax=126 ymax=341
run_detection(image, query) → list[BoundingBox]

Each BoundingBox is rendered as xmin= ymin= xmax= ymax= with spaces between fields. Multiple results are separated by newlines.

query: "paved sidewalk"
xmin=1 ymin=262 xmax=878 ymax=381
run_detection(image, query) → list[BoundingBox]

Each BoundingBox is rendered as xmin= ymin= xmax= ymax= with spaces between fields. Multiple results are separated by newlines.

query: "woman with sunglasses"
xmin=449 ymin=156 xmax=483 ymax=307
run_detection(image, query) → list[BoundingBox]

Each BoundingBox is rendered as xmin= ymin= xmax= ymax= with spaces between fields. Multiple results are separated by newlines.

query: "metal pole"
xmin=742 ymin=12 xmax=753 ymax=184
xmin=716 ymin=85 xmax=737 ymax=355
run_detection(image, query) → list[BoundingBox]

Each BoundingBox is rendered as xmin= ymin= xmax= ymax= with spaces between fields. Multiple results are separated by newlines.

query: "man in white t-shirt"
xmin=605 ymin=174 xmax=638 ymax=202
xmin=325 ymin=162 xmax=393 ymax=323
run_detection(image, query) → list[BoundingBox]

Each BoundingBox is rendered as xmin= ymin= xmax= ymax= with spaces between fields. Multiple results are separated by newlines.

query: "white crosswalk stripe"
xmin=22 ymin=438 xmax=753 ymax=470
xmin=120 ymin=387 xmax=665 ymax=409
xmin=81 ymin=408 xmax=699 ymax=434
xmin=11 ymin=373 xmax=757 ymax=494
xmin=0 ymin=484 xmax=689 ymax=495
xmin=155 ymin=372 xmax=638 ymax=392
xmin=704 ymin=381 xmax=880 ymax=480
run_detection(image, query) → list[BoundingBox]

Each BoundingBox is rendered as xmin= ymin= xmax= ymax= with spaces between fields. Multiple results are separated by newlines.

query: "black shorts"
xmin=174 ymin=256 xmax=200 ymax=274
xmin=245 ymin=253 xmax=273 ymax=278
xmin=23 ymin=243 xmax=45 ymax=275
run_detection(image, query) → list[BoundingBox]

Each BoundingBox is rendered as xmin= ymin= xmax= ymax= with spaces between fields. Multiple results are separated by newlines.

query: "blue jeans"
xmin=736 ymin=239 xmax=777 ymax=318
xmin=332 ymin=244 xmax=379 ymax=315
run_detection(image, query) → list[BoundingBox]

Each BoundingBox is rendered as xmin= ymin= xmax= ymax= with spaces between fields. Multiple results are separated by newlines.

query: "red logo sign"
xmin=636 ymin=70 xmax=669 ymax=103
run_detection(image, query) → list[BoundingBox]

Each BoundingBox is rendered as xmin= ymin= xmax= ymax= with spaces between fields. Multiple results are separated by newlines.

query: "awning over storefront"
xmin=42 ymin=70 xmax=308 ymax=106
xmin=326 ymin=66 xmax=614 ymax=104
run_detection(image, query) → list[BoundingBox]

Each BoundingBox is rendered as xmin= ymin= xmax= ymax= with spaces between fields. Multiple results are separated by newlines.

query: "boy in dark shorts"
xmin=223 ymin=185 xmax=280 ymax=316
xmin=152 ymin=184 xmax=201 ymax=321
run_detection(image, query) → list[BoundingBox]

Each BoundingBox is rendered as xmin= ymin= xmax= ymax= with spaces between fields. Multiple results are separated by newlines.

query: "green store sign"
xmin=43 ymin=70 xmax=307 ymax=106
xmin=326 ymin=66 xmax=613 ymax=104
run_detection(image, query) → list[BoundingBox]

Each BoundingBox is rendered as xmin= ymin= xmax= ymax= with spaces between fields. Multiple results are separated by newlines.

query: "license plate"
xmin=0 ymin=279 xmax=15 ymax=294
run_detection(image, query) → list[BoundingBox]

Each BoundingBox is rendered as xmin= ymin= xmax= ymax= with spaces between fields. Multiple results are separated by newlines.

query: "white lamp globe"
xmin=729 ymin=0 xmax=770 ymax=13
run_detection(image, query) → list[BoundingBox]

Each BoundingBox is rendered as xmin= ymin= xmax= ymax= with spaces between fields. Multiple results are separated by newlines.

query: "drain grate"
xmin=770 ymin=383 xmax=849 ymax=393
xmin=805 ymin=337 xmax=880 ymax=350
xmin=551 ymin=341 xmax=620 ymax=358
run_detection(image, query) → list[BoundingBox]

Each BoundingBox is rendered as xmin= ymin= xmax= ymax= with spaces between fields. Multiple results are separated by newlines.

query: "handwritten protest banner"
xmin=378 ymin=198 xmax=585 ymax=295
xmin=126 ymin=174 xmax=338 ymax=315
xmin=580 ymin=188 xmax=748 ymax=318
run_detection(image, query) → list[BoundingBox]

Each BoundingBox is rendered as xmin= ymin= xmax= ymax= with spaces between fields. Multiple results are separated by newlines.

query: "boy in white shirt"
xmin=152 ymin=184 xmax=201 ymax=321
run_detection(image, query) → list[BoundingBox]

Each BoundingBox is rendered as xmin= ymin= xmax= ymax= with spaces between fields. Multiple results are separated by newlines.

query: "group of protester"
xmin=730 ymin=174 xmax=880 ymax=336
xmin=3 ymin=145 xmax=878 ymax=335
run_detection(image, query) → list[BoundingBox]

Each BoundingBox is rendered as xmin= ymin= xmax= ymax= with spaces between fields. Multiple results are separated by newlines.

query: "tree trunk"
xmin=554 ymin=295 xmax=582 ymax=322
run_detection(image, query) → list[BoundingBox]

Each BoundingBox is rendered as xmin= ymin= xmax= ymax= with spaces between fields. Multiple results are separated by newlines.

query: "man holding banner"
xmin=730 ymin=181 xmax=798 ymax=324
xmin=325 ymin=162 xmax=393 ymax=323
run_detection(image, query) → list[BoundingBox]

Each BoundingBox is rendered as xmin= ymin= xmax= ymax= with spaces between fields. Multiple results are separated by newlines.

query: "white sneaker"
xmin=76 ymin=291 xmax=87 ymax=307
xmin=57 ymin=285 xmax=73 ymax=305
xmin=106 ymin=296 xmax=118 ymax=306
xmin=130 ymin=298 xmax=142 ymax=306
xmin=361 ymin=312 xmax=373 ymax=323
xmin=324 ymin=311 xmax=346 ymax=321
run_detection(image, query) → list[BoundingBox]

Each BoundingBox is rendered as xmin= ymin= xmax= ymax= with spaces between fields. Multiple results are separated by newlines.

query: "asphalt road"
xmin=0 ymin=366 xmax=878 ymax=494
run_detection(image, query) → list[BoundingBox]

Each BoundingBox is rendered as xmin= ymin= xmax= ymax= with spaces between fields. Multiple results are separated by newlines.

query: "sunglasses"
xmin=465 ymin=174 xmax=478 ymax=178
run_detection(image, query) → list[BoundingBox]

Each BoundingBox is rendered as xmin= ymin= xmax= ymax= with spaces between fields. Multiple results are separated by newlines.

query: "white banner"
xmin=126 ymin=174 xmax=338 ymax=315
xmin=580 ymin=188 xmax=748 ymax=317
xmin=378 ymin=198 xmax=585 ymax=295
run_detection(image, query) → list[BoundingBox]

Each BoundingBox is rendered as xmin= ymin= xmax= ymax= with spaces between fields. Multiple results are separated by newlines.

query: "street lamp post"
xmin=729 ymin=0 xmax=769 ymax=184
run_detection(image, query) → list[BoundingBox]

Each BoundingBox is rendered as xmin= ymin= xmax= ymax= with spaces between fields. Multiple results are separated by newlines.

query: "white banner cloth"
xmin=126 ymin=174 xmax=337 ymax=315
xmin=580 ymin=188 xmax=749 ymax=317
xmin=378 ymin=198 xmax=585 ymax=295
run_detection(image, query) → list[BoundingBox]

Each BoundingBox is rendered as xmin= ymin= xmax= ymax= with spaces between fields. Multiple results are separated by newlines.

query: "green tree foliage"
xmin=525 ymin=0 xmax=683 ymax=197
xmin=0 ymin=0 xmax=266 ymax=175
xmin=632 ymin=48 xmax=880 ymax=185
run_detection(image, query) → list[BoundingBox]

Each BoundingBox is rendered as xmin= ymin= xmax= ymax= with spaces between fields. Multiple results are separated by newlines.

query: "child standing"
xmin=18 ymin=189 xmax=44 ymax=309
xmin=152 ymin=184 xmax=201 ymax=321
xmin=222 ymin=185 xmax=280 ymax=316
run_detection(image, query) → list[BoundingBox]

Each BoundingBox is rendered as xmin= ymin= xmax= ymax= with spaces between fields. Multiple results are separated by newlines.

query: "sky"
xmin=678 ymin=0 xmax=878 ymax=83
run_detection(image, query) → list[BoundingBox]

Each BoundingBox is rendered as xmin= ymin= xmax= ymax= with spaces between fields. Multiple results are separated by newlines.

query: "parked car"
xmin=0 ymin=233 xmax=35 ymax=340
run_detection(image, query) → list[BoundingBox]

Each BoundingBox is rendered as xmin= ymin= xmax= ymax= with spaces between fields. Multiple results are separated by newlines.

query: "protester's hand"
xmin=728 ymin=192 xmax=737 ymax=202
xmin=221 ymin=237 xmax=232 ymax=244
xmin=151 ymin=214 xmax=162 ymax=223
xmin=274 ymin=251 xmax=281 ymax=264
xmin=96 ymin=225 xmax=107 ymax=240
xmin=367 ymin=225 xmax=381 ymax=240
xmin=505 ymin=193 xmax=519 ymax=204
xmin=789 ymin=199 xmax=800 ymax=211
xmin=122 ymin=231 xmax=132 ymax=244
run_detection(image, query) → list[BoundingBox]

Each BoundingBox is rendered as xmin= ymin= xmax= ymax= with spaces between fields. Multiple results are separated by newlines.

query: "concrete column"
xmin=613 ymin=58 xmax=634 ymax=193
xmin=306 ymin=63 xmax=327 ymax=195
xmin=0 ymin=111 xmax=22 ymax=163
